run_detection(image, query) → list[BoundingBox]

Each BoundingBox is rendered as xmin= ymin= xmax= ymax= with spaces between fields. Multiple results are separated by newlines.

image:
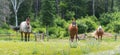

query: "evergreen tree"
xmin=40 ymin=0 xmax=55 ymax=38
xmin=40 ymin=0 xmax=55 ymax=26
xmin=18 ymin=0 xmax=33 ymax=23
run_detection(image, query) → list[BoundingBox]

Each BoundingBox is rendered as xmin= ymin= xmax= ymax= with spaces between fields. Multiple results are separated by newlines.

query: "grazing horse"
xmin=68 ymin=19 xmax=78 ymax=42
xmin=95 ymin=26 xmax=104 ymax=40
xmin=20 ymin=17 xmax=32 ymax=41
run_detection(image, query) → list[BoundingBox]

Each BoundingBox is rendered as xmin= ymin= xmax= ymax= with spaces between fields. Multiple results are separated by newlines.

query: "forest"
xmin=0 ymin=0 xmax=120 ymax=38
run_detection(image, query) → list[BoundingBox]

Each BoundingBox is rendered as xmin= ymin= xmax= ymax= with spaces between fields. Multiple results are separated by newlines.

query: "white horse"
xmin=20 ymin=17 xmax=32 ymax=41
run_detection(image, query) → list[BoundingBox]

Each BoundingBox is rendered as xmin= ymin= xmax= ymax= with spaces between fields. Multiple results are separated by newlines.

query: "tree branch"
xmin=17 ymin=0 xmax=24 ymax=10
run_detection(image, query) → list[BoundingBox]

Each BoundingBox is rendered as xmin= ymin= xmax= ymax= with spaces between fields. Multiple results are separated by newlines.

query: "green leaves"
xmin=40 ymin=0 xmax=55 ymax=26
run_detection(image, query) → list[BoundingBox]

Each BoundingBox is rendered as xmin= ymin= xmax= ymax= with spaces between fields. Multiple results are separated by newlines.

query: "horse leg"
xmin=76 ymin=34 xmax=78 ymax=42
xmin=24 ymin=32 xmax=27 ymax=41
xmin=95 ymin=36 xmax=97 ymax=40
xmin=98 ymin=35 xmax=99 ymax=40
xmin=28 ymin=33 xmax=30 ymax=41
xmin=21 ymin=32 xmax=23 ymax=41
xmin=71 ymin=37 xmax=74 ymax=42
xmin=101 ymin=35 xmax=102 ymax=40
xmin=70 ymin=33 xmax=74 ymax=42
xmin=70 ymin=35 xmax=74 ymax=42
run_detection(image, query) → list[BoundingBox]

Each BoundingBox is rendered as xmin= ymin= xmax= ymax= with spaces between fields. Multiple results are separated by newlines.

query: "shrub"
xmin=54 ymin=16 xmax=67 ymax=28
xmin=105 ymin=21 xmax=120 ymax=33
xmin=83 ymin=19 xmax=97 ymax=32
xmin=105 ymin=24 xmax=114 ymax=33
xmin=48 ymin=27 xmax=59 ymax=38
xmin=99 ymin=12 xmax=120 ymax=26
xmin=1 ymin=23 xmax=9 ymax=29
xmin=76 ymin=16 xmax=98 ymax=33
xmin=31 ymin=20 xmax=42 ymax=28
xmin=76 ymin=20 xmax=88 ymax=34
xmin=48 ymin=27 xmax=66 ymax=38
xmin=113 ymin=22 xmax=120 ymax=33
xmin=34 ymin=28 xmax=46 ymax=33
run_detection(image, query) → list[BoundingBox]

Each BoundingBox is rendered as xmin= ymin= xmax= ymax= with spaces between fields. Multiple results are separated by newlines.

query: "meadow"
xmin=0 ymin=36 xmax=120 ymax=55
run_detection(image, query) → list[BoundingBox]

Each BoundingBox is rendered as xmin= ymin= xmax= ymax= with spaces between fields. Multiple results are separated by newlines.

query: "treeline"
xmin=8 ymin=0 xmax=120 ymax=24
xmin=0 ymin=0 xmax=120 ymax=38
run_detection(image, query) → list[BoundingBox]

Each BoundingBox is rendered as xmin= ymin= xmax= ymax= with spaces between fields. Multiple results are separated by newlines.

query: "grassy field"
xmin=0 ymin=37 xmax=120 ymax=55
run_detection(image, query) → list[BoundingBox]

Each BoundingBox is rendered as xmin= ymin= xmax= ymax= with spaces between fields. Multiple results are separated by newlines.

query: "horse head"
xmin=98 ymin=26 xmax=102 ymax=32
xmin=72 ymin=21 xmax=76 ymax=27
xmin=26 ymin=17 xmax=30 ymax=29
xmin=71 ymin=19 xmax=77 ymax=27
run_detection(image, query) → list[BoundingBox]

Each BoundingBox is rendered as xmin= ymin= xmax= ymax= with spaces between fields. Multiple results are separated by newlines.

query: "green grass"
xmin=0 ymin=37 xmax=120 ymax=55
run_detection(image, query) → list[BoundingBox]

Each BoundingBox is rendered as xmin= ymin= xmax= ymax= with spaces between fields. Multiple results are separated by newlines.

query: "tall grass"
xmin=0 ymin=37 xmax=120 ymax=55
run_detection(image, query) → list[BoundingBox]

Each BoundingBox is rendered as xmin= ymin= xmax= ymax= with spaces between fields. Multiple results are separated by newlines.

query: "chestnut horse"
xmin=68 ymin=19 xmax=78 ymax=42
xmin=95 ymin=26 xmax=104 ymax=40
xmin=20 ymin=17 xmax=32 ymax=41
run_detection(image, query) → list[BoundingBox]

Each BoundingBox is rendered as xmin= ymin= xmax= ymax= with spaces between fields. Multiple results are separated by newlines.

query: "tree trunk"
xmin=111 ymin=0 xmax=114 ymax=12
xmin=55 ymin=0 xmax=60 ymax=15
xmin=92 ymin=0 xmax=95 ymax=15
xmin=11 ymin=0 xmax=24 ymax=26
xmin=34 ymin=0 xmax=38 ymax=20
xmin=15 ymin=12 xmax=18 ymax=26
xmin=105 ymin=0 xmax=108 ymax=12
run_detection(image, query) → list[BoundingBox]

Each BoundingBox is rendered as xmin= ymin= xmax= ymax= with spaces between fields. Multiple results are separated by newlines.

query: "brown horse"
xmin=68 ymin=19 xmax=78 ymax=42
xmin=95 ymin=26 xmax=104 ymax=40
xmin=20 ymin=17 xmax=32 ymax=41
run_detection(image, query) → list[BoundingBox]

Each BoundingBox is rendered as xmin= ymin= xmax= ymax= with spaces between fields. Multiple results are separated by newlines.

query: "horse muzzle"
xmin=72 ymin=25 xmax=76 ymax=27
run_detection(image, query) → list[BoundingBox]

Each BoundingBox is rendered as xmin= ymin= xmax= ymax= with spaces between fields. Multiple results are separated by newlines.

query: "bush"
xmin=34 ymin=28 xmax=46 ymax=33
xmin=31 ymin=20 xmax=42 ymax=28
xmin=1 ymin=23 xmax=9 ymax=29
xmin=76 ymin=16 xmax=98 ymax=33
xmin=99 ymin=12 xmax=120 ymax=26
xmin=106 ymin=21 xmax=120 ymax=33
xmin=76 ymin=20 xmax=88 ymax=34
xmin=113 ymin=22 xmax=120 ymax=33
xmin=48 ymin=27 xmax=66 ymax=38
xmin=48 ymin=27 xmax=59 ymax=38
xmin=83 ymin=19 xmax=97 ymax=32
xmin=105 ymin=24 xmax=114 ymax=33
xmin=54 ymin=16 xmax=67 ymax=28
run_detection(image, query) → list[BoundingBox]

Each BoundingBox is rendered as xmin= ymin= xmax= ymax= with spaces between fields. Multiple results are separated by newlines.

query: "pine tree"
xmin=40 ymin=0 xmax=55 ymax=39
xmin=40 ymin=0 xmax=55 ymax=26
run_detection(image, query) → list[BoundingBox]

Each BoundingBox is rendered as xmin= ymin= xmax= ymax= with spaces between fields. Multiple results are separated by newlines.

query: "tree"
xmin=41 ymin=0 xmax=55 ymax=26
xmin=0 ymin=0 xmax=11 ymax=26
xmin=10 ymin=0 xmax=24 ymax=26
xmin=55 ymin=0 xmax=60 ymax=15
xmin=105 ymin=0 xmax=108 ymax=12
xmin=111 ymin=0 xmax=114 ymax=12
xmin=115 ymin=0 xmax=120 ymax=11
xmin=92 ymin=0 xmax=95 ymax=15
xmin=33 ymin=0 xmax=41 ymax=21
xmin=59 ymin=0 xmax=89 ymax=19
xmin=17 ymin=0 xmax=33 ymax=22
xmin=40 ymin=0 xmax=55 ymax=38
